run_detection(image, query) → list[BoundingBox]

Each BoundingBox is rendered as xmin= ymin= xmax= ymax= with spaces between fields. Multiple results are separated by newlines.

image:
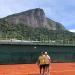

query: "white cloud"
xmin=69 ymin=29 xmax=75 ymax=32
xmin=0 ymin=0 xmax=75 ymax=30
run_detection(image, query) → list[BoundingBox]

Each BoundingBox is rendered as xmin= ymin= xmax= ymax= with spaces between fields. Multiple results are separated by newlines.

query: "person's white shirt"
xmin=45 ymin=55 xmax=51 ymax=64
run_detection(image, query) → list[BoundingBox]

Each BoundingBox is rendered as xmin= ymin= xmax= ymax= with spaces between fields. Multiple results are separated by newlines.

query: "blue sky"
xmin=0 ymin=0 xmax=75 ymax=32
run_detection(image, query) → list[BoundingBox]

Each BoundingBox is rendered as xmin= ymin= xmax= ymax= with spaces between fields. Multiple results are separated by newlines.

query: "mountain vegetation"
xmin=0 ymin=8 xmax=75 ymax=44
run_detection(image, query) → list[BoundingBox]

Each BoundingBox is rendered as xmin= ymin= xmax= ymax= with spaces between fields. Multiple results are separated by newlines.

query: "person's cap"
xmin=45 ymin=52 xmax=47 ymax=54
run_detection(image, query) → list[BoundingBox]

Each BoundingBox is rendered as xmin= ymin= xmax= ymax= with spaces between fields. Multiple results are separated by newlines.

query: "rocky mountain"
xmin=3 ymin=8 xmax=65 ymax=30
xmin=0 ymin=8 xmax=75 ymax=44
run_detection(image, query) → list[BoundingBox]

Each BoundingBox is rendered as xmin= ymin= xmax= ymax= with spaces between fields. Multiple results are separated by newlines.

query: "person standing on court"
xmin=37 ymin=52 xmax=45 ymax=75
xmin=44 ymin=52 xmax=51 ymax=75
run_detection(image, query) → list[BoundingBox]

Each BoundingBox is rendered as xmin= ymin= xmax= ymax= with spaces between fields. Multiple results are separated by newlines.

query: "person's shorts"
xmin=45 ymin=64 xmax=49 ymax=68
xmin=40 ymin=64 xmax=45 ymax=69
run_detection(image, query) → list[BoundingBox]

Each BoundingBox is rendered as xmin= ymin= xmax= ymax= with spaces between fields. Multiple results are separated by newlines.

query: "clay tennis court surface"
xmin=0 ymin=63 xmax=75 ymax=75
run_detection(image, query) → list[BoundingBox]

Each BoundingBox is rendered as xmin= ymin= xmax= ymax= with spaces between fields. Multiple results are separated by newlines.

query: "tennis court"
xmin=0 ymin=63 xmax=75 ymax=75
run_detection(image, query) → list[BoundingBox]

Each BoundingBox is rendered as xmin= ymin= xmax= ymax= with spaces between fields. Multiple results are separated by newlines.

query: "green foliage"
xmin=0 ymin=19 xmax=75 ymax=44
